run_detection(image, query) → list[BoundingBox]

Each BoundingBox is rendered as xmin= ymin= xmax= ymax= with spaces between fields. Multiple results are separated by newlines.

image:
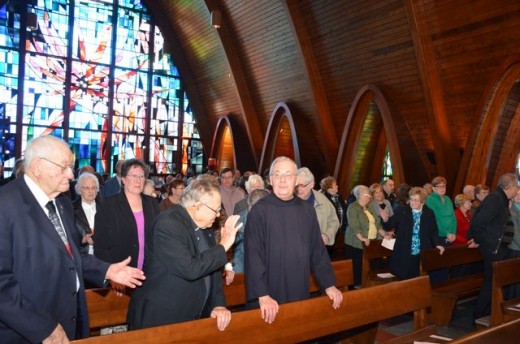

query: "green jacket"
xmin=345 ymin=201 xmax=382 ymax=249
xmin=425 ymin=192 xmax=456 ymax=237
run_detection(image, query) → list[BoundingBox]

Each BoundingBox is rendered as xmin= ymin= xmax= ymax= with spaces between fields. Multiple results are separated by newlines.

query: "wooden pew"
xmin=85 ymin=288 xmax=131 ymax=330
xmin=490 ymin=257 xmax=520 ymax=327
xmin=85 ymin=259 xmax=354 ymax=332
xmin=420 ymin=245 xmax=483 ymax=326
xmin=449 ymin=318 xmax=520 ymax=344
xmin=361 ymin=239 xmax=398 ymax=287
xmin=73 ymin=276 xmax=434 ymax=344
xmin=225 ymin=259 xmax=353 ymax=307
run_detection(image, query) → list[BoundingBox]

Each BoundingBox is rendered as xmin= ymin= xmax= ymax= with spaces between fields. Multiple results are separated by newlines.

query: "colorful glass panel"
xmin=0 ymin=5 xmax=20 ymax=48
xmin=0 ymin=0 xmax=201 ymax=177
xmin=119 ymin=0 xmax=145 ymax=11
xmin=382 ymin=147 xmax=393 ymax=181
xmin=27 ymin=1 xmax=70 ymax=58
xmin=115 ymin=7 xmax=150 ymax=70
xmin=68 ymin=128 xmax=104 ymax=171
xmin=72 ymin=1 xmax=113 ymax=65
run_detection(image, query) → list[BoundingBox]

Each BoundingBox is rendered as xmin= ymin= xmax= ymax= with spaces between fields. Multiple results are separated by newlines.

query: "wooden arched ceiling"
xmin=144 ymin=0 xmax=520 ymax=189
xmin=457 ymin=58 xmax=520 ymax=191
xmin=259 ymin=102 xmax=300 ymax=174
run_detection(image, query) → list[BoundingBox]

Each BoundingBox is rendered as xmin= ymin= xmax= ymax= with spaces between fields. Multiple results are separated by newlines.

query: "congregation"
xmin=1 ymin=138 xmax=520 ymax=342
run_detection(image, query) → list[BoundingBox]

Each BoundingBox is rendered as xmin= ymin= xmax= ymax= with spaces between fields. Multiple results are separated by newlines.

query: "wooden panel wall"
xmin=146 ymin=0 xmax=520 ymax=192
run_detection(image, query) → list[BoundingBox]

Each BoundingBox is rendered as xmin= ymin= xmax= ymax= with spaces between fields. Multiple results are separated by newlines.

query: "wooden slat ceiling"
xmin=144 ymin=0 xmax=520 ymax=188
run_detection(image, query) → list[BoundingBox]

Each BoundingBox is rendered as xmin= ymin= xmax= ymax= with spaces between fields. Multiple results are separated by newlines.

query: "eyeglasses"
xmin=434 ymin=184 xmax=446 ymax=188
xmin=80 ymin=186 xmax=97 ymax=191
xmin=271 ymin=172 xmax=295 ymax=180
xmin=296 ymin=181 xmax=312 ymax=189
xmin=127 ymin=174 xmax=145 ymax=180
xmin=40 ymin=157 xmax=74 ymax=174
xmin=200 ymin=202 xmax=221 ymax=215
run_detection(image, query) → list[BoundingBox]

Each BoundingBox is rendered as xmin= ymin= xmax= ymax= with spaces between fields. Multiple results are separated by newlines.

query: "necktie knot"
xmin=46 ymin=201 xmax=57 ymax=214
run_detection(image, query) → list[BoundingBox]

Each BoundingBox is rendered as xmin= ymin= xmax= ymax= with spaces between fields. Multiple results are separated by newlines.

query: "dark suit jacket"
xmin=127 ymin=205 xmax=228 ymax=329
xmin=73 ymin=196 xmax=102 ymax=253
xmin=0 ymin=177 xmax=109 ymax=343
xmin=467 ymin=187 xmax=509 ymax=255
xmin=93 ymin=192 xmax=159 ymax=266
xmin=384 ymin=204 xmax=441 ymax=279
xmin=101 ymin=176 xmax=121 ymax=198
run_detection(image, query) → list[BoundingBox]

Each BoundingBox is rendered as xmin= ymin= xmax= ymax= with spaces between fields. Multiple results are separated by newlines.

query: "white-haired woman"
xmin=73 ymin=172 xmax=100 ymax=255
xmin=344 ymin=185 xmax=385 ymax=287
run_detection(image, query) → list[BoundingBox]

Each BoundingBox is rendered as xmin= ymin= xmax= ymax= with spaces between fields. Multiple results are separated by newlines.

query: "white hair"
xmin=75 ymin=172 xmax=99 ymax=194
xmin=269 ymin=156 xmax=297 ymax=176
xmin=245 ymin=174 xmax=264 ymax=193
xmin=296 ymin=167 xmax=314 ymax=184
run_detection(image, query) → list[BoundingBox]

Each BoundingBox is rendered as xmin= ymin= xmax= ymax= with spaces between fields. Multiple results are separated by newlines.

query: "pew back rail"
xmin=85 ymin=259 xmax=354 ymax=332
xmin=362 ymin=239 xmax=398 ymax=287
xmin=420 ymin=245 xmax=483 ymax=326
xmin=74 ymin=276 xmax=433 ymax=344
xmin=490 ymin=257 xmax=520 ymax=327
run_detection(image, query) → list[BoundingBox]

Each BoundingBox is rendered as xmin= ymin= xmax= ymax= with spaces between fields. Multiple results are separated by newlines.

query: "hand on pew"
xmin=468 ymin=238 xmax=479 ymax=248
xmin=43 ymin=323 xmax=69 ymax=344
xmin=436 ymin=245 xmax=445 ymax=255
xmin=210 ymin=306 xmax=232 ymax=331
xmin=325 ymin=286 xmax=343 ymax=309
xmin=105 ymin=256 xmax=145 ymax=289
xmin=223 ymin=269 xmax=235 ymax=285
xmin=259 ymin=295 xmax=280 ymax=323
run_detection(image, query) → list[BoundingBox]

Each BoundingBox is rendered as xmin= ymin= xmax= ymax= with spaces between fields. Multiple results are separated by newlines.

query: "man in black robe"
xmin=244 ymin=156 xmax=343 ymax=323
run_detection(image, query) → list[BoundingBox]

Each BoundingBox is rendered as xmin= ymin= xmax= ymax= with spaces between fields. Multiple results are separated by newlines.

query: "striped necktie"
xmin=46 ymin=201 xmax=72 ymax=256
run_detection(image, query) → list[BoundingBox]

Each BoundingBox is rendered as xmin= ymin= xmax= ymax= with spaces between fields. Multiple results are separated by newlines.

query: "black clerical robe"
xmin=244 ymin=194 xmax=336 ymax=307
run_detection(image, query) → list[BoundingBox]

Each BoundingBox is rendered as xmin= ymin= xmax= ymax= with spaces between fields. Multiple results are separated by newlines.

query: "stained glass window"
xmin=381 ymin=146 xmax=393 ymax=182
xmin=0 ymin=0 xmax=202 ymax=178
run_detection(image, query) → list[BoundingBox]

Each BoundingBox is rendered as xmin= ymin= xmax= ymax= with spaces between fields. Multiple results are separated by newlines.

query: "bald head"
xmin=24 ymin=136 xmax=74 ymax=199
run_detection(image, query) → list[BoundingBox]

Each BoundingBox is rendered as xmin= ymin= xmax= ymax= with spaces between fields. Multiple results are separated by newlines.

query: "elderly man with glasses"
xmin=295 ymin=167 xmax=339 ymax=248
xmin=127 ymin=179 xmax=243 ymax=331
xmin=0 ymin=136 xmax=145 ymax=343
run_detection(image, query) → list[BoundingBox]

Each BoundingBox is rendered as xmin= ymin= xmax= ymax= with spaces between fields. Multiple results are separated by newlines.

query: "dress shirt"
xmin=23 ymin=174 xmax=80 ymax=290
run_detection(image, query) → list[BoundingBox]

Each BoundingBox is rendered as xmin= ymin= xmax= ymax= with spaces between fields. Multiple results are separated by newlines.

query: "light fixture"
xmin=211 ymin=10 xmax=221 ymax=29
xmin=27 ymin=12 xmax=38 ymax=31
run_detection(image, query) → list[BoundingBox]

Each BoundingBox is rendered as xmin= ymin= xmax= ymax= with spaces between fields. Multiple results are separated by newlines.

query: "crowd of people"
xmin=1 ymin=136 xmax=519 ymax=342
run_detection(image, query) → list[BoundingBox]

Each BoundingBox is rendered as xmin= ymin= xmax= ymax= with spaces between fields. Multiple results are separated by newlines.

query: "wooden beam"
xmin=204 ymin=1 xmax=264 ymax=168
xmin=405 ymin=0 xmax=459 ymax=191
xmin=282 ymin=0 xmax=339 ymax=172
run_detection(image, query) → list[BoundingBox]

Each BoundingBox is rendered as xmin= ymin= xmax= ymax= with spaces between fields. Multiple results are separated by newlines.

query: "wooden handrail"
xmin=74 ymin=276 xmax=432 ymax=343
xmin=85 ymin=259 xmax=354 ymax=330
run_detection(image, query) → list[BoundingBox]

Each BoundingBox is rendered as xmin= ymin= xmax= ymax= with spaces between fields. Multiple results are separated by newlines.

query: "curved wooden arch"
xmin=258 ymin=102 xmax=301 ymax=174
xmin=457 ymin=56 xmax=520 ymax=190
xmin=334 ymin=84 xmax=404 ymax=195
xmin=210 ymin=116 xmax=236 ymax=171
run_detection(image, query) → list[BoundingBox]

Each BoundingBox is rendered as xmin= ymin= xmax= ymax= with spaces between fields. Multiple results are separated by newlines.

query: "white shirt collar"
xmin=24 ymin=174 xmax=53 ymax=210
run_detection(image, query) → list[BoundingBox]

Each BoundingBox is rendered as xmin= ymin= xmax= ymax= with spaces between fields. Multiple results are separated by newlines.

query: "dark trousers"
xmin=344 ymin=244 xmax=363 ymax=286
xmin=474 ymin=245 xmax=508 ymax=319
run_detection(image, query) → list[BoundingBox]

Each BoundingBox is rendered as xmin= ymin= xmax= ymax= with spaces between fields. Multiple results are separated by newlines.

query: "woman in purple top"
xmin=94 ymin=159 xmax=159 ymax=294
